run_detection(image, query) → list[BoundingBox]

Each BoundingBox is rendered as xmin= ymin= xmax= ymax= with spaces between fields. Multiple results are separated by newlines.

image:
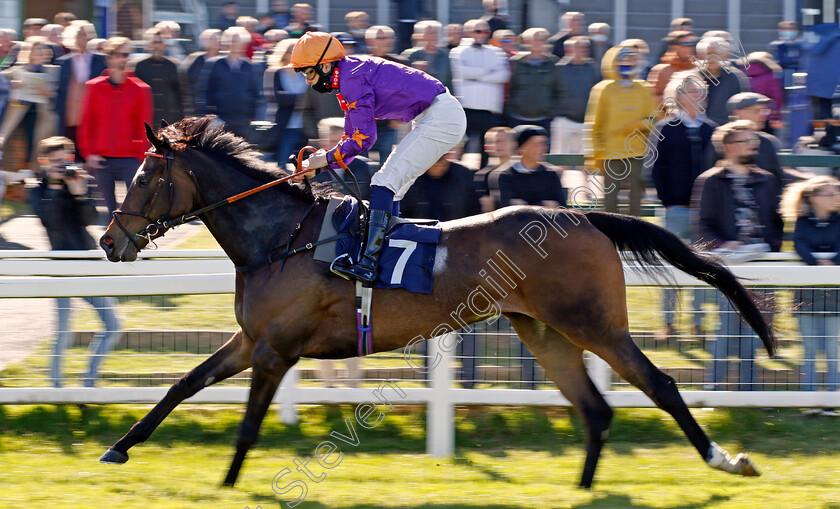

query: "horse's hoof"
xmin=735 ymin=453 xmax=760 ymax=477
xmin=99 ymin=448 xmax=129 ymax=464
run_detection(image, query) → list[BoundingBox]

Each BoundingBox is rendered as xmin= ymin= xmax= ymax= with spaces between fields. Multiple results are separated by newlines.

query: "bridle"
xmin=111 ymin=151 xmax=180 ymax=253
xmin=111 ymin=146 xmax=321 ymax=254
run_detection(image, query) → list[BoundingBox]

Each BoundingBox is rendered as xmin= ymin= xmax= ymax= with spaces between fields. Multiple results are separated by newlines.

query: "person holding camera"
xmin=31 ymin=136 xmax=122 ymax=388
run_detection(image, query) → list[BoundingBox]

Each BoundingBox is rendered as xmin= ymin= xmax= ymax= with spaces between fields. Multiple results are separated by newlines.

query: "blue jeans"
xmin=93 ymin=157 xmax=139 ymax=216
xmin=662 ymin=206 xmax=705 ymax=328
xmin=798 ymin=314 xmax=840 ymax=391
xmin=51 ymin=296 xmax=122 ymax=388
xmin=708 ymin=294 xmax=762 ymax=390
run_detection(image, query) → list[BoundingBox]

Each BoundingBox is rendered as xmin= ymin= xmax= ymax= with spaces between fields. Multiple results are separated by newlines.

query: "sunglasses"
xmin=475 ymin=29 xmax=491 ymax=34
xmin=499 ymin=38 xmax=516 ymax=43
xmin=678 ymin=41 xmax=696 ymax=46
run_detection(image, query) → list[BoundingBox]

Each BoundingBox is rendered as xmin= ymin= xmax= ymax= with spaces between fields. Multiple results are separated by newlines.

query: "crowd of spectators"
xmin=5 ymin=6 xmax=840 ymax=395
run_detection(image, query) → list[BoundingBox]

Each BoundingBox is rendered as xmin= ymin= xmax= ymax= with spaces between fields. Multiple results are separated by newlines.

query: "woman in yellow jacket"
xmin=584 ymin=45 xmax=657 ymax=216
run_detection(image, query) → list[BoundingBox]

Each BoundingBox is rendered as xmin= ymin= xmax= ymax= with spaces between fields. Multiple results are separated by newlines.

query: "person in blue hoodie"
xmin=803 ymin=23 xmax=840 ymax=121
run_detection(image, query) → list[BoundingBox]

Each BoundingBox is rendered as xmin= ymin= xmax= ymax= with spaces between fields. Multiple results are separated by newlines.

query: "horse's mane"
xmin=157 ymin=116 xmax=332 ymax=202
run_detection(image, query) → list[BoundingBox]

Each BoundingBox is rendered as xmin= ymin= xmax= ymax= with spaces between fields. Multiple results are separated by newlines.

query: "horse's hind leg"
xmin=100 ymin=328 xmax=254 ymax=464
xmin=591 ymin=329 xmax=760 ymax=477
xmin=223 ymin=339 xmax=295 ymax=487
xmin=506 ymin=313 xmax=613 ymax=489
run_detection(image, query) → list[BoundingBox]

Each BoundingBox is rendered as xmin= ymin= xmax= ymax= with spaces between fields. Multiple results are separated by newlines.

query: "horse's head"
xmin=100 ymin=122 xmax=199 ymax=262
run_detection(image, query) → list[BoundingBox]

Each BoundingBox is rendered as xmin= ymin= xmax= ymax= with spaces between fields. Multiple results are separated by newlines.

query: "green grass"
xmin=1 ymin=405 xmax=840 ymax=508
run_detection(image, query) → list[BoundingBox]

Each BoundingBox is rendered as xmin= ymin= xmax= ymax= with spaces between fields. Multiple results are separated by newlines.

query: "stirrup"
xmin=329 ymin=253 xmax=353 ymax=280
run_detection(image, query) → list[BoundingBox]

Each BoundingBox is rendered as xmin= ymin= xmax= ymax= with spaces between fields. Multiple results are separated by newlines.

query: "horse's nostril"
xmin=102 ymin=236 xmax=114 ymax=247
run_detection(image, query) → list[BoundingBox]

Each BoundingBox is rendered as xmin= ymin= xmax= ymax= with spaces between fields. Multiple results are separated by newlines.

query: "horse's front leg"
xmin=100 ymin=329 xmax=254 ymax=464
xmin=223 ymin=338 xmax=297 ymax=487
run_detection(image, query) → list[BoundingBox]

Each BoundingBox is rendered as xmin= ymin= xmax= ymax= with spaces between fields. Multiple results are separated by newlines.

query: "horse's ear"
xmin=145 ymin=122 xmax=158 ymax=144
xmin=145 ymin=122 xmax=167 ymax=152
xmin=160 ymin=119 xmax=169 ymax=129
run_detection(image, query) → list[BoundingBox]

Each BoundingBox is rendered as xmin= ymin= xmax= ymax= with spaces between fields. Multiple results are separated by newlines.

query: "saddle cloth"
xmin=313 ymin=196 xmax=441 ymax=294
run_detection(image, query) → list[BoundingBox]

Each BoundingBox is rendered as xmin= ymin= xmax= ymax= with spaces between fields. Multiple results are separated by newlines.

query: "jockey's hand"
xmin=292 ymin=150 xmax=329 ymax=182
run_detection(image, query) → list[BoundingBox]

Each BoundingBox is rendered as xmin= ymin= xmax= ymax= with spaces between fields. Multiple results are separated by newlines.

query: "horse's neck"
xmin=193 ymin=165 xmax=312 ymax=268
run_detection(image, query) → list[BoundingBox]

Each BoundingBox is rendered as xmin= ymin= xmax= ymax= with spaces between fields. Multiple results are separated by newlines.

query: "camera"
xmin=59 ymin=163 xmax=82 ymax=178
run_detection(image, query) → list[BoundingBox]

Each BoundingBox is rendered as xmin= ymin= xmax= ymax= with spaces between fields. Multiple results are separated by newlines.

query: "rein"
xmin=111 ymin=145 xmax=364 ymax=271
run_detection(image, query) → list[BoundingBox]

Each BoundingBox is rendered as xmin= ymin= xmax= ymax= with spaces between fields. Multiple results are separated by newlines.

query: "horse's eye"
xmin=138 ymin=176 xmax=150 ymax=187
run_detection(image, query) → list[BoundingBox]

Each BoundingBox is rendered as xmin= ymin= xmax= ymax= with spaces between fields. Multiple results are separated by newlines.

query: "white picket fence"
xmin=2 ymin=249 xmax=840 ymax=457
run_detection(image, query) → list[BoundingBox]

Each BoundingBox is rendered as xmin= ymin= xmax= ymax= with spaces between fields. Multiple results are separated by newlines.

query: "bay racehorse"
xmin=98 ymin=116 xmax=774 ymax=489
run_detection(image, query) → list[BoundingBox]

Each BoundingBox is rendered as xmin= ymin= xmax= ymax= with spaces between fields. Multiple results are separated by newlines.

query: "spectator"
xmin=32 ymin=136 xmax=122 ymax=388
xmin=743 ymin=52 xmax=784 ymax=129
xmin=271 ymin=0 xmax=291 ymax=32
xmin=401 ymin=20 xmax=451 ymax=89
xmin=696 ymin=35 xmax=751 ymax=126
xmin=584 ymin=45 xmax=656 ymax=216
xmin=804 ymin=23 xmax=840 ymax=122
xmin=393 ymin=0 xmax=424 ymax=54
xmin=651 ymin=71 xmax=716 ymax=339
xmin=654 ymin=17 xmax=694 ymax=62
xmin=624 ymin=38 xmax=653 ymax=79
xmin=133 ymin=27 xmax=185 ymax=125
xmin=41 ymin=24 xmax=67 ymax=62
xmin=54 ymin=12 xmax=77 ymax=28
xmin=311 ymin=117 xmax=372 ymax=199
xmin=646 ymin=30 xmax=696 ymax=102
xmin=553 ymin=36 xmax=600 ymax=156
xmin=78 ymin=36 xmax=152 ymax=215
xmin=345 ymin=11 xmax=370 ymax=53
xmin=445 ymin=23 xmax=463 ymax=50
xmin=488 ymin=124 xmax=565 ymax=208
xmin=480 ymin=0 xmax=508 ymax=34
xmin=199 ymin=27 xmax=258 ymax=138
xmin=692 ymin=121 xmax=783 ymax=391
xmin=54 ymin=20 xmax=106 ymax=143
xmin=237 ymin=16 xmax=269 ymax=60
xmin=215 ymin=1 xmax=239 ymax=31
xmin=285 ymin=3 xmax=319 ymax=38
xmin=87 ymin=38 xmax=105 ymax=53
xmin=401 ymin=146 xmax=480 ymax=220
xmin=257 ymin=13 xmax=277 ymax=35
xmin=693 ymin=121 xmax=783 ymax=251
xmin=266 ymin=38 xmax=307 ymax=163
xmin=155 ymin=21 xmax=187 ymax=61
xmin=365 ymin=25 xmax=407 ymax=163
xmin=781 ymin=176 xmax=840 ymax=396
xmin=0 ymin=66 xmax=8 ymax=123
xmin=490 ymin=29 xmax=519 ymax=58
xmin=450 ymin=18 xmax=510 ymax=168
xmin=264 ymin=29 xmax=289 ymax=45
xmin=22 ymin=18 xmax=48 ymax=40
xmin=507 ymin=28 xmax=560 ymax=140
xmin=474 ymin=125 xmax=515 ymax=212
xmin=0 ymin=37 xmax=60 ymax=165
xmin=704 ymin=92 xmax=802 ymax=192
xmin=769 ymin=21 xmax=802 ymax=88
xmin=587 ymin=22 xmax=611 ymax=63
xmin=179 ymin=29 xmax=221 ymax=116
xmin=548 ymin=11 xmax=585 ymax=60
xmin=0 ymin=29 xmax=20 ymax=69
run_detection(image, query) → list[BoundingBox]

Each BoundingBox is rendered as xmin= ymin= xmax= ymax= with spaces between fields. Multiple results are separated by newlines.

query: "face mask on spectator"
xmin=780 ymin=30 xmax=797 ymax=39
xmin=591 ymin=34 xmax=607 ymax=43
xmin=618 ymin=64 xmax=634 ymax=78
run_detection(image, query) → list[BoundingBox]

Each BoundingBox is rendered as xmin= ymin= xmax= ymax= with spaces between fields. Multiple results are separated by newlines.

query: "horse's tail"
xmin=584 ymin=211 xmax=776 ymax=357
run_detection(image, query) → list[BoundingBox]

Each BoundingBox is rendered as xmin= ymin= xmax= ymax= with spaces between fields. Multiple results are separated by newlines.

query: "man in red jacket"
xmin=78 ymin=36 xmax=152 ymax=215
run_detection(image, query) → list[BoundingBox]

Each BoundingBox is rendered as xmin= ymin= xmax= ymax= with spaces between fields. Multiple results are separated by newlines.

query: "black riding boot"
xmin=333 ymin=208 xmax=391 ymax=285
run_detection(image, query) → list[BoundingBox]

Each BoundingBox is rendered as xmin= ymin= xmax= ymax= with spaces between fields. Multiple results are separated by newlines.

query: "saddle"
xmin=314 ymin=195 xmax=441 ymax=293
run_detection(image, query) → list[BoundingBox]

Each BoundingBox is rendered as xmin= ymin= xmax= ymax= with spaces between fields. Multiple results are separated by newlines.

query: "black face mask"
xmin=312 ymin=76 xmax=333 ymax=93
xmin=736 ymin=153 xmax=756 ymax=165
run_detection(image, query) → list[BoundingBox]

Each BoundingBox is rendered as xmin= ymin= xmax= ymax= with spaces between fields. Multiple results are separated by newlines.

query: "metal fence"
xmin=2 ymin=250 xmax=840 ymax=456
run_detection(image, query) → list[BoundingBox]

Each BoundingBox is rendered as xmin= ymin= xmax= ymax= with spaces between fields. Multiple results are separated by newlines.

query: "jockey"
xmin=286 ymin=31 xmax=466 ymax=285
